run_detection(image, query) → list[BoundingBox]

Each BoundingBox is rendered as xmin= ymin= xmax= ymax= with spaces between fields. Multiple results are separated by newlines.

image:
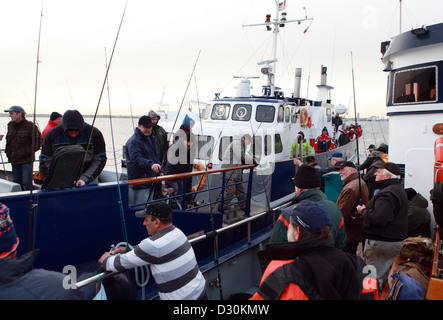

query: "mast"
xmin=242 ymin=0 xmax=313 ymax=97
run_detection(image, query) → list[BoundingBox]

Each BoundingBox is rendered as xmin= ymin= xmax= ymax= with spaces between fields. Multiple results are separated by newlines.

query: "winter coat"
xmin=290 ymin=140 xmax=311 ymax=157
xmin=407 ymin=193 xmax=431 ymax=238
xmin=221 ymin=137 xmax=253 ymax=182
xmin=270 ymin=189 xmax=347 ymax=249
xmin=125 ymin=127 xmax=159 ymax=189
xmin=361 ymin=178 xmax=408 ymax=242
xmin=163 ymin=137 xmax=195 ymax=191
xmin=42 ymin=120 xmax=59 ymax=138
xmin=250 ymin=236 xmax=373 ymax=300
xmin=0 ymin=250 xmax=85 ymax=300
xmin=39 ymin=123 xmax=107 ymax=184
xmin=5 ymin=119 xmax=42 ymax=165
xmin=336 ymin=172 xmax=369 ymax=243
xmin=314 ymin=134 xmax=334 ymax=153
xmin=147 ymin=110 xmax=169 ymax=163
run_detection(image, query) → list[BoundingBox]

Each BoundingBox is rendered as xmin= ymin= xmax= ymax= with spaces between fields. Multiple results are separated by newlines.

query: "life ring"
xmin=192 ymin=161 xmax=208 ymax=192
xmin=300 ymin=108 xmax=308 ymax=126
xmin=435 ymin=137 xmax=443 ymax=182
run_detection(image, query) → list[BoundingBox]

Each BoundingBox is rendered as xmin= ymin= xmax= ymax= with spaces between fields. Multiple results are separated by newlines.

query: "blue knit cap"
xmin=282 ymin=200 xmax=331 ymax=234
xmin=181 ymin=114 xmax=195 ymax=132
xmin=0 ymin=203 xmax=19 ymax=260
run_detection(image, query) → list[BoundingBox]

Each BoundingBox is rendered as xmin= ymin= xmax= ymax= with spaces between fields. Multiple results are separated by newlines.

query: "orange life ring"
xmin=435 ymin=137 xmax=443 ymax=182
xmin=192 ymin=161 xmax=208 ymax=192
xmin=300 ymin=108 xmax=308 ymax=126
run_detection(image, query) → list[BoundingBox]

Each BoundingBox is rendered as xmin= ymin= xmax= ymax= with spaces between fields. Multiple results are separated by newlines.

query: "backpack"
xmin=386 ymin=272 xmax=424 ymax=300
xmin=393 ymin=261 xmax=430 ymax=294
xmin=399 ymin=236 xmax=433 ymax=260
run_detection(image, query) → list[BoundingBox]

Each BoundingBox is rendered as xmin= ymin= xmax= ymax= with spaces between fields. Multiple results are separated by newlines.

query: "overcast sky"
xmin=0 ymin=0 xmax=441 ymax=118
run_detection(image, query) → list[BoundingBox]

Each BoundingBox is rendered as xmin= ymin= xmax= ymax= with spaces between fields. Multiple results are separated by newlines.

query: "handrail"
xmin=75 ymin=202 xmax=287 ymax=290
xmin=431 ymin=227 xmax=441 ymax=278
xmin=127 ymin=164 xmax=255 ymax=186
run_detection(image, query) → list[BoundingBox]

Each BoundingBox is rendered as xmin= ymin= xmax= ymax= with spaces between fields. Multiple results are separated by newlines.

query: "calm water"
xmin=0 ymin=115 xmax=389 ymax=171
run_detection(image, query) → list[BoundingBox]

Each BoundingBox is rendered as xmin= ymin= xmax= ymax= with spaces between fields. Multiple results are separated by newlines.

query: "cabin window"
xmin=393 ymin=66 xmax=437 ymax=104
xmin=211 ymin=104 xmax=231 ymax=120
xmin=291 ymin=107 xmax=297 ymax=123
xmin=218 ymin=136 xmax=233 ymax=161
xmin=202 ymin=104 xmax=211 ymax=120
xmin=275 ymin=134 xmax=283 ymax=154
xmin=264 ymin=135 xmax=272 ymax=156
xmin=256 ymin=105 xmax=275 ymax=122
xmin=196 ymin=135 xmax=214 ymax=160
xmin=326 ymin=108 xmax=332 ymax=122
xmin=277 ymin=105 xmax=284 ymax=122
xmin=253 ymin=135 xmax=262 ymax=159
xmin=232 ymin=104 xmax=252 ymax=121
xmin=285 ymin=107 xmax=290 ymax=123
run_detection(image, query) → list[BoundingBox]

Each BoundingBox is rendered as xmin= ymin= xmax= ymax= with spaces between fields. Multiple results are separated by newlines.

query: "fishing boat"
xmin=0 ymin=1 xmax=360 ymax=300
xmin=380 ymin=22 xmax=443 ymax=299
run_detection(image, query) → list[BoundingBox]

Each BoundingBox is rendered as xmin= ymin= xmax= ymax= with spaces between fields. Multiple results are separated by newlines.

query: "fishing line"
xmin=105 ymin=48 xmax=129 ymax=247
xmin=27 ymin=0 xmax=44 ymax=252
xmin=351 ymin=51 xmax=363 ymax=205
xmin=78 ymin=0 xmax=128 ymax=181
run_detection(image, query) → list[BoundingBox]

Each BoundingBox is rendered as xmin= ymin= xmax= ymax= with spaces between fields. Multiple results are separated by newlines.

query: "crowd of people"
xmin=0 ymin=105 xmax=434 ymax=301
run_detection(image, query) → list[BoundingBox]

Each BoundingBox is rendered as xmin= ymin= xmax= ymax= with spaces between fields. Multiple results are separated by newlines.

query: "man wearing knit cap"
xmin=251 ymin=200 xmax=376 ymax=300
xmin=39 ymin=109 xmax=107 ymax=187
xmin=356 ymin=162 xmax=408 ymax=290
xmin=0 ymin=203 xmax=85 ymax=299
xmin=4 ymin=105 xmax=42 ymax=190
xmin=125 ymin=115 xmax=161 ymax=206
xmin=270 ymin=164 xmax=346 ymax=249
xmin=42 ymin=111 xmax=63 ymax=138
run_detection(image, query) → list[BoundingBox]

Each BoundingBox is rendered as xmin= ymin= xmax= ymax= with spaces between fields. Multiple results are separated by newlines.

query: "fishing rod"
xmin=105 ymin=48 xmax=129 ymax=247
xmin=78 ymin=0 xmax=128 ymax=181
xmin=125 ymin=81 xmax=135 ymax=130
xmin=27 ymin=0 xmax=44 ymax=252
xmin=351 ymin=51 xmax=363 ymax=205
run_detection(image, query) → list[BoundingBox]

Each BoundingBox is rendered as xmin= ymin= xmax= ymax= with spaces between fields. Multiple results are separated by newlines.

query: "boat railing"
xmin=126 ymin=164 xmax=256 ymax=217
xmin=75 ymin=200 xmax=286 ymax=290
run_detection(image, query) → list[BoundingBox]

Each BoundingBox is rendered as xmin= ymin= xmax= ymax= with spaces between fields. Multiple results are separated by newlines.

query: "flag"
xmin=279 ymin=0 xmax=286 ymax=11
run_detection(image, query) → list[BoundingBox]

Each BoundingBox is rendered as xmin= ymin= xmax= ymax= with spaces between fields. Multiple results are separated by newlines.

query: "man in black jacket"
xmin=356 ymin=162 xmax=408 ymax=290
xmin=4 ymin=106 xmax=42 ymax=190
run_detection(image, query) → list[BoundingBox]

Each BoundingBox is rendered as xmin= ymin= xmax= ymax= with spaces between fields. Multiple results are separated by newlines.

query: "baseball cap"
xmin=135 ymin=201 xmax=172 ymax=219
xmin=282 ymin=200 xmax=331 ymax=234
xmin=4 ymin=106 xmax=26 ymax=114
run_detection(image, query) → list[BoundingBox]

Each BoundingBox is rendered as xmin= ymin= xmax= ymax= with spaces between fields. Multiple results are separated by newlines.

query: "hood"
xmin=147 ymin=110 xmax=161 ymax=119
xmin=410 ymin=193 xmax=429 ymax=208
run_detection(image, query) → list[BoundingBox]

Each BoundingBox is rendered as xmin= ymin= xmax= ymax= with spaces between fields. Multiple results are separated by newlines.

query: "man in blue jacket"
xmin=125 ymin=116 xmax=161 ymax=207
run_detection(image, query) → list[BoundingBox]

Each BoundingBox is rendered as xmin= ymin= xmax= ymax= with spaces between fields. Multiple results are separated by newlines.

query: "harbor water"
xmin=0 ymin=115 xmax=389 ymax=171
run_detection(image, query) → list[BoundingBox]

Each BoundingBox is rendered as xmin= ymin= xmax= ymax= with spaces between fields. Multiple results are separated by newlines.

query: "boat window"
xmin=211 ymin=104 xmax=231 ymax=120
xmin=253 ymin=135 xmax=262 ymax=159
xmin=196 ymin=135 xmax=214 ymax=160
xmin=275 ymin=134 xmax=283 ymax=154
xmin=218 ymin=136 xmax=233 ymax=161
xmin=393 ymin=66 xmax=437 ymax=104
xmin=291 ymin=107 xmax=297 ymax=123
xmin=264 ymin=135 xmax=272 ymax=156
xmin=256 ymin=105 xmax=275 ymax=122
xmin=232 ymin=104 xmax=252 ymax=121
xmin=326 ymin=108 xmax=332 ymax=122
xmin=202 ymin=104 xmax=211 ymax=120
xmin=277 ymin=105 xmax=284 ymax=122
xmin=285 ymin=107 xmax=290 ymax=123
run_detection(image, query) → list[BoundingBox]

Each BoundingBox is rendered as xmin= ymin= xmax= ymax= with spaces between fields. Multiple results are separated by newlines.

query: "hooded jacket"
xmin=361 ymin=178 xmax=408 ymax=242
xmin=407 ymin=193 xmax=431 ymax=238
xmin=0 ymin=250 xmax=85 ymax=300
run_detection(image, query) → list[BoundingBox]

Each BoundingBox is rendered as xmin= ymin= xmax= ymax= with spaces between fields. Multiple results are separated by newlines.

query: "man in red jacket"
xmin=314 ymin=127 xmax=334 ymax=153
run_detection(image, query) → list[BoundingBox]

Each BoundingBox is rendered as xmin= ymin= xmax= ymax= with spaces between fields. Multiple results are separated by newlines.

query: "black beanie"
xmin=62 ymin=110 xmax=84 ymax=132
xmin=50 ymin=111 xmax=63 ymax=121
xmin=294 ymin=164 xmax=321 ymax=189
